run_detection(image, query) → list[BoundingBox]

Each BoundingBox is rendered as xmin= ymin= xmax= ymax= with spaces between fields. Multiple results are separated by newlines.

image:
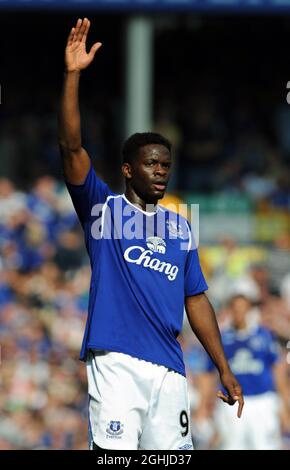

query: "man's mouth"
xmin=152 ymin=182 xmax=167 ymax=191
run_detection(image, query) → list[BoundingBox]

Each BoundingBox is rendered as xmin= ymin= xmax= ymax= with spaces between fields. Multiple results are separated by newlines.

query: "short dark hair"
xmin=228 ymin=294 xmax=252 ymax=306
xmin=122 ymin=132 xmax=172 ymax=164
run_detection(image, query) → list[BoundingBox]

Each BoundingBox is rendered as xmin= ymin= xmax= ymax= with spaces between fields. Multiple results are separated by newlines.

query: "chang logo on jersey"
xmin=146 ymin=236 xmax=166 ymax=253
xmin=230 ymin=349 xmax=264 ymax=375
xmin=106 ymin=420 xmax=124 ymax=439
xmin=124 ymin=237 xmax=179 ymax=281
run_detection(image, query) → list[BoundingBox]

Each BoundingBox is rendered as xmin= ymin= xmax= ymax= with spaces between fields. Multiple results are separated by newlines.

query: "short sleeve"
xmin=65 ymin=163 xmax=114 ymax=225
xmin=184 ymin=247 xmax=208 ymax=297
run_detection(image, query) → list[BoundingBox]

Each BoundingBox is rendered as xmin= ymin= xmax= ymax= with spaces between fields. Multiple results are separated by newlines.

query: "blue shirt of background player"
xmin=206 ymin=324 xmax=280 ymax=396
xmin=66 ymin=163 xmax=208 ymax=377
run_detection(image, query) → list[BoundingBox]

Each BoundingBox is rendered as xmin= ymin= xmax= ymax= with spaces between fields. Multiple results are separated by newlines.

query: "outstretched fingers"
xmin=81 ymin=18 xmax=90 ymax=43
xmin=77 ymin=17 xmax=89 ymax=43
xmin=67 ymin=27 xmax=75 ymax=47
xmin=88 ymin=42 xmax=102 ymax=60
xmin=74 ymin=18 xmax=82 ymax=42
xmin=67 ymin=18 xmax=90 ymax=46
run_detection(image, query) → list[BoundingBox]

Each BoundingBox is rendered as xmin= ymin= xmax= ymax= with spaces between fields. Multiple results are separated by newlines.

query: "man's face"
xmin=230 ymin=296 xmax=251 ymax=329
xmin=122 ymin=144 xmax=172 ymax=203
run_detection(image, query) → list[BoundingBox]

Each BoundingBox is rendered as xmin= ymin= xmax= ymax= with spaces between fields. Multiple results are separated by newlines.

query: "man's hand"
xmin=217 ymin=370 xmax=244 ymax=418
xmin=65 ymin=18 xmax=102 ymax=73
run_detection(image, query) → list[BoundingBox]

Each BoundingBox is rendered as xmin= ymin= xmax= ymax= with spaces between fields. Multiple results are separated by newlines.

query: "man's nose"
xmin=154 ymin=164 xmax=167 ymax=176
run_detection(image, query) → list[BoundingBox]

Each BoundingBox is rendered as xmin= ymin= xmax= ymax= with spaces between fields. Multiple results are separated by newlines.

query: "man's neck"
xmin=124 ymin=188 xmax=158 ymax=212
xmin=233 ymin=320 xmax=248 ymax=332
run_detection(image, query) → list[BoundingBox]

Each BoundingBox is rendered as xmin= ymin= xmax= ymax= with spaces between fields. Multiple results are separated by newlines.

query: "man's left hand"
xmin=217 ymin=370 xmax=244 ymax=418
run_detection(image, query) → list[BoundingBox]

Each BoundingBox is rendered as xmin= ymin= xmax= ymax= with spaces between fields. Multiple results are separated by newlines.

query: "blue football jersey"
xmin=206 ymin=324 xmax=280 ymax=395
xmin=66 ymin=164 xmax=208 ymax=376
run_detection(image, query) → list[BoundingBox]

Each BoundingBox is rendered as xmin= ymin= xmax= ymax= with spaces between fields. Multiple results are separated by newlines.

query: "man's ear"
xmin=122 ymin=162 xmax=132 ymax=180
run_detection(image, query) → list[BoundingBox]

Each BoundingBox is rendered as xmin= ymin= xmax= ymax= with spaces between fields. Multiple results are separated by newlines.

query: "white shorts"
xmin=86 ymin=350 xmax=193 ymax=450
xmin=215 ymin=391 xmax=281 ymax=450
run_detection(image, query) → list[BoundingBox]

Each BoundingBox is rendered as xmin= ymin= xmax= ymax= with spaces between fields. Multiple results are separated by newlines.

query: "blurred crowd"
xmin=0 ymin=176 xmax=90 ymax=449
xmin=2 ymin=93 xmax=290 ymax=210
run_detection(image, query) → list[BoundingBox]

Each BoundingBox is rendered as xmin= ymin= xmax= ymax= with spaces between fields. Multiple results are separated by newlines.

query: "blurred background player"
xmin=200 ymin=294 xmax=289 ymax=450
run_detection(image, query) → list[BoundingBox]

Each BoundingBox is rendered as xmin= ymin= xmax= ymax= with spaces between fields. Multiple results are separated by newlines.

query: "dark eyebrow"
xmin=144 ymin=157 xmax=171 ymax=163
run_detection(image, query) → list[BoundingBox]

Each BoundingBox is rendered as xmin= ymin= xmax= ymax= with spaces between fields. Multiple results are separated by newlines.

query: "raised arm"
xmin=58 ymin=18 xmax=102 ymax=184
xmin=185 ymin=293 xmax=244 ymax=417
